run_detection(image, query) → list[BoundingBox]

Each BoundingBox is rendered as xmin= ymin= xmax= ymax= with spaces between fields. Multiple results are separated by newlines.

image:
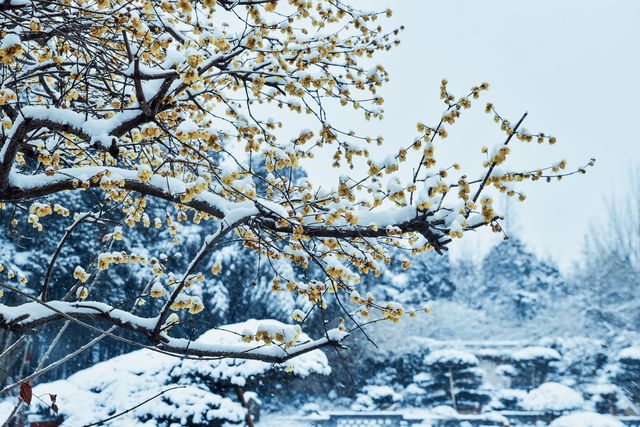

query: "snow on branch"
xmin=0 ymin=294 xmax=348 ymax=363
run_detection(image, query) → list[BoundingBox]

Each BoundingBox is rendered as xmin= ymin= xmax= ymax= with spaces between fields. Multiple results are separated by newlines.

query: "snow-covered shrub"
xmin=24 ymin=320 xmax=330 ymax=426
xmin=585 ymin=383 xmax=623 ymax=415
xmin=403 ymin=382 xmax=427 ymax=406
xmin=521 ymin=382 xmax=584 ymax=414
xmin=352 ymin=385 xmax=403 ymax=411
xmin=507 ymin=346 xmax=560 ymax=389
xmin=414 ymin=349 xmax=490 ymax=412
xmin=492 ymin=388 xmax=528 ymax=411
xmin=299 ymin=402 xmax=321 ymax=416
xmin=612 ymin=346 xmax=640 ymax=409
xmin=540 ymin=337 xmax=608 ymax=385
xmin=493 ymin=382 xmax=584 ymax=415
xmin=549 ymin=411 xmax=624 ymax=427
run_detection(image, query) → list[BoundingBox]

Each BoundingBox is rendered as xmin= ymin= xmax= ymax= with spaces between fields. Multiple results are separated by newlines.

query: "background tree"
xmin=377 ymin=249 xmax=456 ymax=305
xmin=479 ymin=237 xmax=566 ymax=322
xmin=574 ymin=169 xmax=640 ymax=334
xmin=612 ymin=347 xmax=640 ymax=409
xmin=412 ymin=349 xmax=490 ymax=413
xmin=507 ymin=346 xmax=561 ymax=390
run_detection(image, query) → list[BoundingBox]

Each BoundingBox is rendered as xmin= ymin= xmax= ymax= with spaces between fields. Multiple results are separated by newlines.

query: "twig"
xmin=472 ymin=112 xmax=528 ymax=203
xmin=80 ymin=386 xmax=185 ymax=427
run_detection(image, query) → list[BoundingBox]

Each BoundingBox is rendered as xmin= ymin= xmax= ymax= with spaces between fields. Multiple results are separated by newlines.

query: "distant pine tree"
xmin=506 ymin=346 xmax=561 ymax=390
xmin=480 ymin=237 xmax=565 ymax=321
xmin=613 ymin=347 xmax=640 ymax=407
xmin=413 ymin=349 xmax=490 ymax=413
xmin=376 ymin=249 xmax=455 ymax=305
xmin=205 ymin=243 xmax=297 ymax=325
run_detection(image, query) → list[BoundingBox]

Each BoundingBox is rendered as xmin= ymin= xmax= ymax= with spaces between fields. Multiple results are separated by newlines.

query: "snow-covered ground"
xmin=0 ymin=320 xmax=330 ymax=426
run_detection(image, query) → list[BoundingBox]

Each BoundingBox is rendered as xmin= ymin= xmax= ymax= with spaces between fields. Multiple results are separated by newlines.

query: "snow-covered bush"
xmin=492 ymin=388 xmax=529 ymax=411
xmin=549 ymin=411 xmax=624 ymax=427
xmin=540 ymin=337 xmax=608 ymax=385
xmin=492 ymin=382 xmax=584 ymax=415
xmin=521 ymin=382 xmax=584 ymax=414
xmin=585 ymin=383 xmax=623 ymax=415
xmin=15 ymin=320 xmax=329 ymax=426
xmin=352 ymin=385 xmax=403 ymax=411
xmin=507 ymin=346 xmax=560 ymax=389
xmin=414 ymin=350 xmax=490 ymax=412
xmin=612 ymin=346 xmax=640 ymax=408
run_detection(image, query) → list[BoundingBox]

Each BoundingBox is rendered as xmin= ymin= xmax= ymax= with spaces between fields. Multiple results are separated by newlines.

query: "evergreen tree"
xmin=613 ymin=347 xmax=640 ymax=407
xmin=413 ymin=349 xmax=490 ymax=412
xmin=204 ymin=243 xmax=298 ymax=325
xmin=586 ymin=384 xmax=621 ymax=415
xmin=376 ymin=250 xmax=455 ymax=305
xmin=480 ymin=237 xmax=565 ymax=321
xmin=507 ymin=346 xmax=561 ymax=390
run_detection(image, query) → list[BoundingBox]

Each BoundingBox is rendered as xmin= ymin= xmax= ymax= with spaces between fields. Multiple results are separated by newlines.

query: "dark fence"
xmin=306 ymin=411 xmax=508 ymax=426
xmin=303 ymin=411 xmax=640 ymax=427
xmin=307 ymin=412 xmax=421 ymax=427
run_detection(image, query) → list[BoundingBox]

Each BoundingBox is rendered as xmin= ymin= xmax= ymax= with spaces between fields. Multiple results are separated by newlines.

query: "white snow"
xmin=512 ymin=346 xmax=561 ymax=361
xmin=522 ymin=382 xmax=584 ymax=412
xmin=549 ymin=412 xmax=624 ymax=427
xmin=0 ymin=33 xmax=21 ymax=49
xmin=12 ymin=320 xmax=330 ymax=426
xmin=425 ymin=349 xmax=479 ymax=366
xmin=618 ymin=346 xmax=640 ymax=360
xmin=363 ymin=385 xmax=397 ymax=400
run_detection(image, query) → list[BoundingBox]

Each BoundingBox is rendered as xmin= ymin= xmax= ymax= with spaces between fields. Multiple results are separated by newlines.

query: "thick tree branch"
xmin=0 ymin=167 xmax=448 ymax=250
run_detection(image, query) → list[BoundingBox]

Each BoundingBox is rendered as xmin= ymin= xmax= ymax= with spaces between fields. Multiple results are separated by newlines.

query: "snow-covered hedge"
xmin=549 ymin=411 xmax=624 ymax=427
xmin=522 ymin=382 xmax=584 ymax=413
xmin=5 ymin=320 xmax=329 ymax=426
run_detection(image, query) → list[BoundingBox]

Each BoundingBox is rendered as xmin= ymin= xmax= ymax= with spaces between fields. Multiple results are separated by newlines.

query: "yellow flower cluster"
xmin=76 ymin=286 xmax=89 ymax=300
xmin=210 ymin=262 xmax=222 ymax=275
xmin=136 ymin=165 xmax=153 ymax=183
xmin=0 ymin=264 xmax=26 ymax=287
xmin=27 ymin=214 xmax=43 ymax=231
xmin=296 ymin=280 xmax=327 ymax=306
xmin=149 ymin=282 xmax=166 ymax=298
xmin=241 ymin=327 xmax=301 ymax=350
xmin=98 ymin=172 xmax=126 ymax=190
xmin=481 ymin=196 xmax=495 ymax=223
xmin=29 ymin=202 xmax=53 ymax=217
xmin=97 ymin=251 xmax=145 ymax=271
xmin=0 ymin=88 xmax=17 ymax=105
xmin=0 ymin=36 xmax=23 ymax=65
xmin=169 ymin=293 xmax=204 ymax=314
xmin=180 ymin=179 xmax=209 ymax=203
xmin=73 ymin=266 xmax=90 ymax=283
xmin=381 ymin=303 xmax=405 ymax=323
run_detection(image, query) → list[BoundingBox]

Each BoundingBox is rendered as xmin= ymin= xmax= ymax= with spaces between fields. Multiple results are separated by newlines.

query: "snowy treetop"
xmin=424 ymin=349 xmax=479 ymax=367
xmin=512 ymin=346 xmax=561 ymax=362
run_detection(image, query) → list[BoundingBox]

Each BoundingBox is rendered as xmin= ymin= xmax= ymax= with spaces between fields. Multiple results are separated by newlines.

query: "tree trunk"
xmin=235 ymin=386 xmax=255 ymax=427
xmin=449 ymin=366 xmax=457 ymax=412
